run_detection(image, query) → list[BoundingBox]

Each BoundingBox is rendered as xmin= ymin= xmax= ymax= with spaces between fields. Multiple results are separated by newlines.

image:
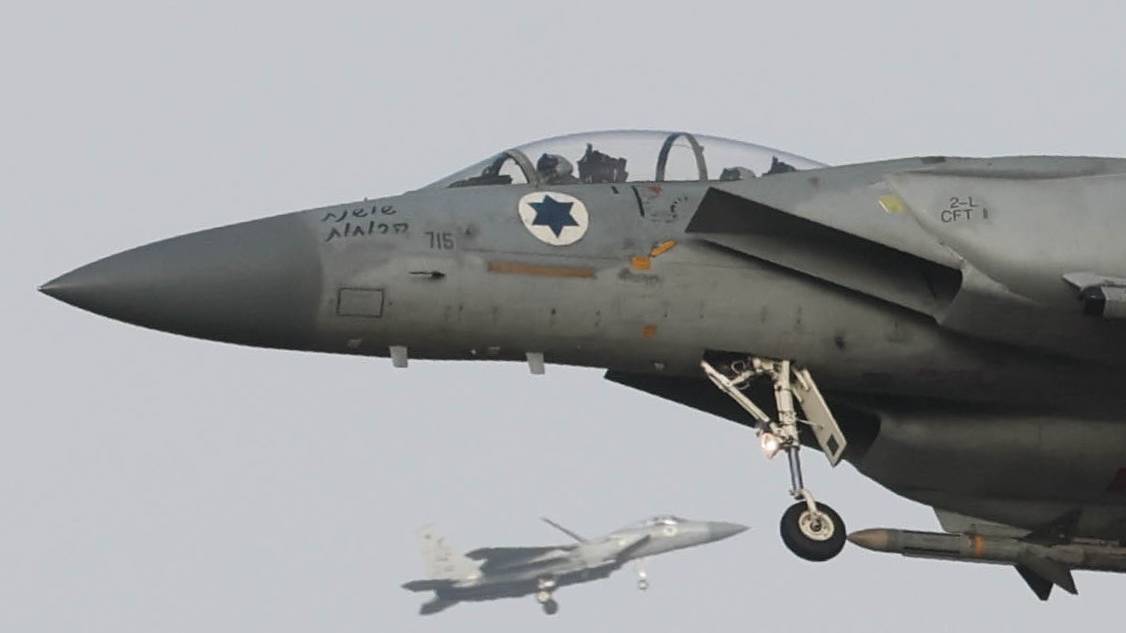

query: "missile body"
xmin=848 ymin=528 xmax=1126 ymax=574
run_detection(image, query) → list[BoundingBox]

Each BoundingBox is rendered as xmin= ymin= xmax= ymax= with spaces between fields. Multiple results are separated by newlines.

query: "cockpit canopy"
xmin=633 ymin=515 xmax=687 ymax=528
xmin=426 ymin=130 xmax=824 ymax=189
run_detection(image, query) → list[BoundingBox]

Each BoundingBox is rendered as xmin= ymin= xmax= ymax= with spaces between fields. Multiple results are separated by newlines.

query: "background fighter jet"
xmin=401 ymin=516 xmax=747 ymax=615
xmin=41 ymin=129 xmax=1126 ymax=600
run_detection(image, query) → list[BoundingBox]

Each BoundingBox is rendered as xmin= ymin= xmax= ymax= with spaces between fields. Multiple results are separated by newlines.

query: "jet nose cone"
xmin=38 ymin=277 xmax=70 ymax=299
xmin=41 ymin=214 xmax=323 ymax=348
xmin=707 ymin=521 xmax=749 ymax=541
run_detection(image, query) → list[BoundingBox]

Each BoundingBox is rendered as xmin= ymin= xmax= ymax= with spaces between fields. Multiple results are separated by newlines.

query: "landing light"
xmin=760 ymin=432 xmax=781 ymax=459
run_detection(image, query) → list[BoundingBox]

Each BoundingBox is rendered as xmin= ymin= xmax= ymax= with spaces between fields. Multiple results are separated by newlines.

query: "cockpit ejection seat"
xmin=577 ymin=143 xmax=629 ymax=184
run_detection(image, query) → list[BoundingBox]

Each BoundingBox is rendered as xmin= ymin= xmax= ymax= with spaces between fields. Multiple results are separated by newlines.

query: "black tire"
xmin=779 ymin=501 xmax=846 ymax=562
xmin=543 ymin=599 xmax=559 ymax=615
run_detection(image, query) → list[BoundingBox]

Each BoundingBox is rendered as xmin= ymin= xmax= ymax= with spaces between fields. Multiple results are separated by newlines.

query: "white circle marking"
xmin=517 ymin=191 xmax=590 ymax=246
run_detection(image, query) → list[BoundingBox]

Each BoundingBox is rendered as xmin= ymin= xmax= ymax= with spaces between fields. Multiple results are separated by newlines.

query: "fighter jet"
xmin=402 ymin=516 xmax=747 ymax=615
xmin=41 ymin=130 xmax=1126 ymax=598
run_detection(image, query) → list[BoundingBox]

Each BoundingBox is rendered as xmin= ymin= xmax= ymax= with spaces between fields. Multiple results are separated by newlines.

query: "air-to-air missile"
xmin=848 ymin=528 xmax=1126 ymax=599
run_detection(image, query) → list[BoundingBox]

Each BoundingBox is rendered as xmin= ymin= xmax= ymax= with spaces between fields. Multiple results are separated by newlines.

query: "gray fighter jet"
xmin=402 ymin=516 xmax=746 ymax=615
xmin=41 ymin=130 xmax=1126 ymax=599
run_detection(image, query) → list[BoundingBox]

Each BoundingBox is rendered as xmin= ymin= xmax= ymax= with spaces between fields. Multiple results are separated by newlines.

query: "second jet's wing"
xmin=613 ymin=533 xmax=651 ymax=560
xmin=464 ymin=546 xmax=573 ymax=572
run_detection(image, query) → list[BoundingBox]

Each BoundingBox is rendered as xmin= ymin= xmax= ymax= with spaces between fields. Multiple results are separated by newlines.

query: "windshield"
xmin=633 ymin=515 xmax=687 ymax=528
xmin=425 ymin=130 xmax=824 ymax=189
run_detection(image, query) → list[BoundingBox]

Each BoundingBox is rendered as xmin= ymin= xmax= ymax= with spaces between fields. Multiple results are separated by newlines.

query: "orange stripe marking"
xmin=486 ymin=260 xmax=595 ymax=279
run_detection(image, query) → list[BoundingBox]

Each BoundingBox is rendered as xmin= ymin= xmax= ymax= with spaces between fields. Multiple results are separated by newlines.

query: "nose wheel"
xmin=780 ymin=498 xmax=846 ymax=561
xmin=635 ymin=560 xmax=649 ymax=591
xmin=702 ymin=356 xmax=849 ymax=562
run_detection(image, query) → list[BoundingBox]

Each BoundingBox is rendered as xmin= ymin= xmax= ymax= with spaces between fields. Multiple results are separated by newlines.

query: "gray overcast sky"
xmin=3 ymin=1 xmax=1125 ymax=631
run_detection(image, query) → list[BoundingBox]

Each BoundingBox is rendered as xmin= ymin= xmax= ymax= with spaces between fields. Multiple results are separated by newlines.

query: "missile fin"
xmin=1015 ymin=553 xmax=1078 ymax=598
xmin=1015 ymin=565 xmax=1054 ymax=601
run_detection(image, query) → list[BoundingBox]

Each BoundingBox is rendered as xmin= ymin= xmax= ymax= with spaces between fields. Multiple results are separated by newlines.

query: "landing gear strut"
xmin=535 ymin=578 xmax=559 ymax=615
xmin=702 ymin=356 xmax=848 ymax=561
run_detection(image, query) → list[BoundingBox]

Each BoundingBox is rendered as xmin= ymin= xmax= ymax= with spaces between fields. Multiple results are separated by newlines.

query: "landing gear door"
xmin=794 ymin=368 xmax=847 ymax=465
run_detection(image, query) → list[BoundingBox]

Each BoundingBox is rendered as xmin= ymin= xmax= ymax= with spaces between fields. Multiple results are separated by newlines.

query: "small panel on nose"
xmin=337 ymin=288 xmax=385 ymax=318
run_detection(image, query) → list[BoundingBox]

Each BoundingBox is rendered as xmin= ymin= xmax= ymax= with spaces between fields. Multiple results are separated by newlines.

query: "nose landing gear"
xmin=702 ymin=356 xmax=848 ymax=562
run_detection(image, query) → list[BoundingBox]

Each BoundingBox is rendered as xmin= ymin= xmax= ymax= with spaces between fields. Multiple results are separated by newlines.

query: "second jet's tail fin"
xmin=402 ymin=579 xmax=453 ymax=592
xmin=417 ymin=525 xmax=480 ymax=580
xmin=419 ymin=596 xmax=459 ymax=615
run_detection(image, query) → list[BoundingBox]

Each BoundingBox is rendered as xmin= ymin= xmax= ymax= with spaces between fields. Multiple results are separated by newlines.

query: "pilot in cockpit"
xmin=535 ymin=153 xmax=580 ymax=185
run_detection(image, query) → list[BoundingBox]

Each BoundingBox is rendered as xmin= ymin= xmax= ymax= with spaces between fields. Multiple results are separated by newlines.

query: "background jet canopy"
xmin=426 ymin=130 xmax=825 ymax=189
xmin=631 ymin=515 xmax=688 ymax=528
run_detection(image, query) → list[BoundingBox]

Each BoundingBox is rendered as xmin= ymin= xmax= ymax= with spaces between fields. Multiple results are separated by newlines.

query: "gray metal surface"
xmin=39 ymin=129 xmax=1126 ymax=598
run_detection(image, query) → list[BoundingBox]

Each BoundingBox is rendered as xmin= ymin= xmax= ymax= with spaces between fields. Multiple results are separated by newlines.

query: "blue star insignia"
xmin=529 ymin=195 xmax=579 ymax=237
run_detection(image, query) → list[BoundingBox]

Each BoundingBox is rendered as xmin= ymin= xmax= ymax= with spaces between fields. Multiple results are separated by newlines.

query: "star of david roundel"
xmin=517 ymin=192 xmax=590 ymax=246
